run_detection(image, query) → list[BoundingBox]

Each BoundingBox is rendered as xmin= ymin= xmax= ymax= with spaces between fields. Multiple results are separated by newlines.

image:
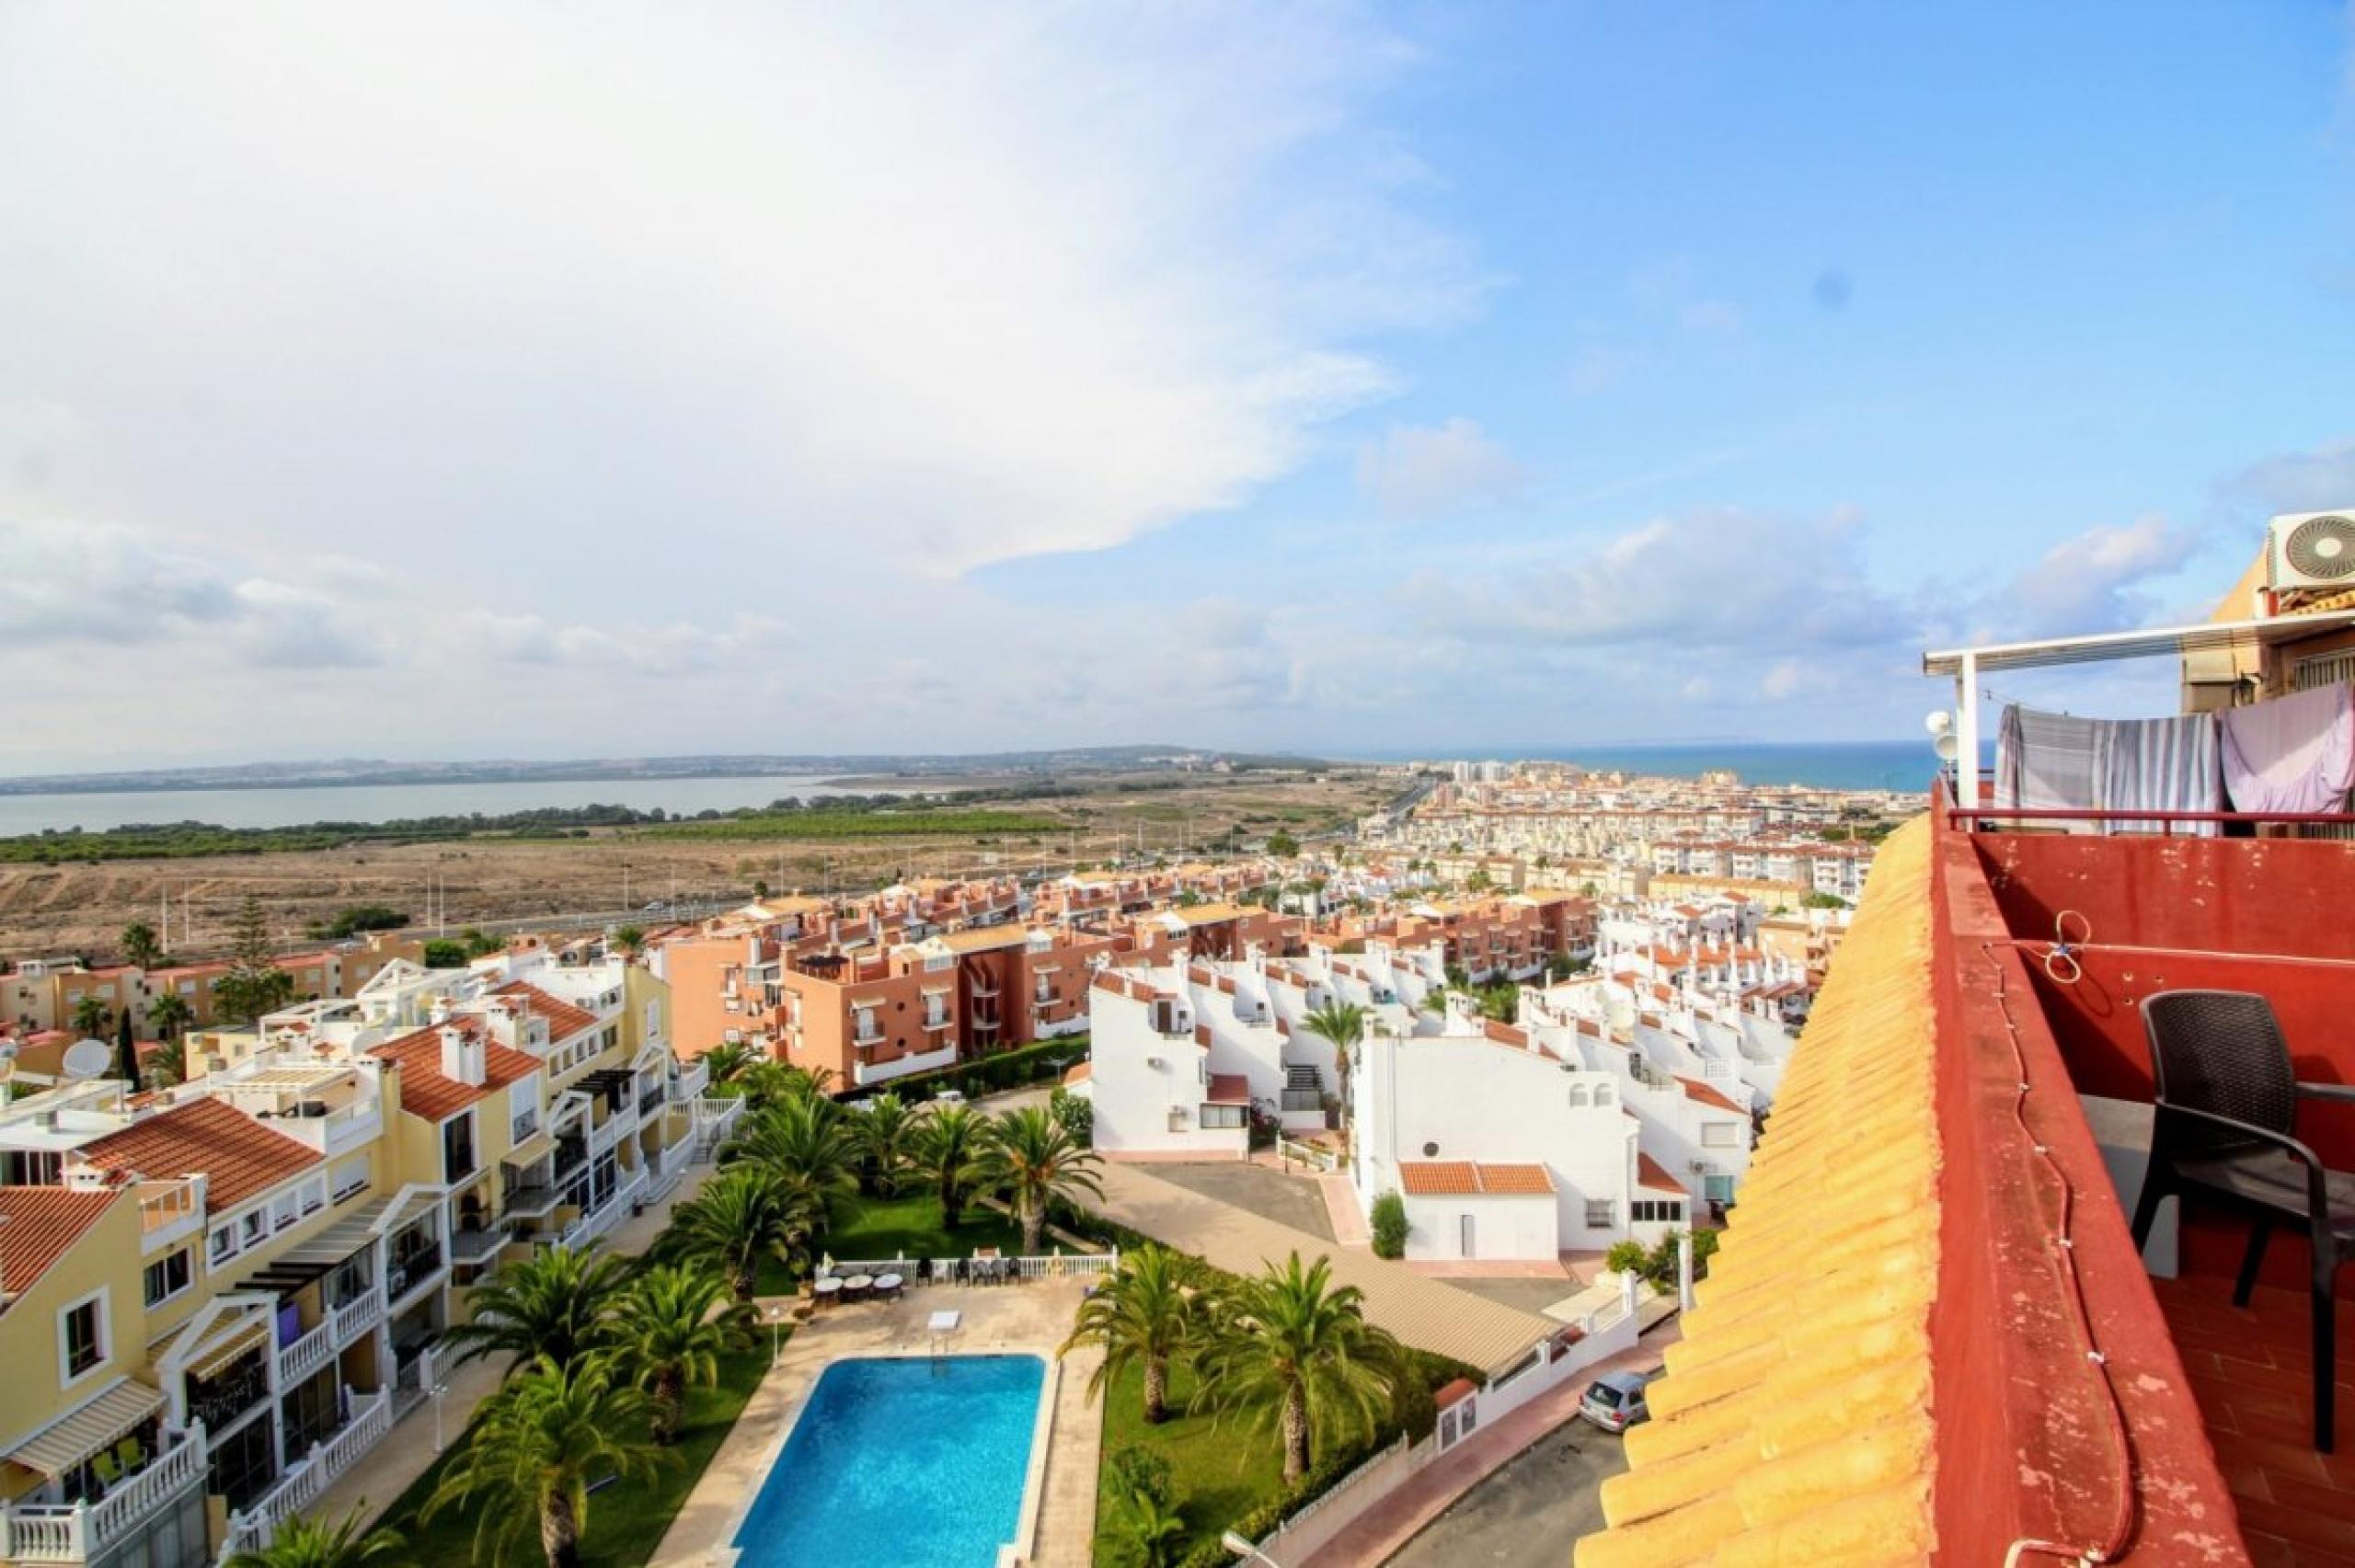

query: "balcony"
xmin=448 ymin=1219 xmax=511 ymax=1266
xmin=187 ymin=1356 xmax=269 ymax=1433
xmin=385 ymin=1240 xmax=445 ymax=1308
xmin=221 ymin=1387 xmax=393 ymax=1561
xmin=134 ymin=1176 xmax=205 ymax=1257
xmin=0 ymin=1425 xmax=208 ymax=1565
xmin=671 ymin=1058 xmax=710 ymax=1101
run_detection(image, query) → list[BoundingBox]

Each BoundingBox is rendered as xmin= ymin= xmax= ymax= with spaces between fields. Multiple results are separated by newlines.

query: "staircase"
xmin=1281 ymin=1065 xmax=1323 ymax=1113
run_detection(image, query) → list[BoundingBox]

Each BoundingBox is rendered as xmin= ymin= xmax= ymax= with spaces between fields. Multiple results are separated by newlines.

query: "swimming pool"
xmin=730 ymin=1355 xmax=1047 ymax=1568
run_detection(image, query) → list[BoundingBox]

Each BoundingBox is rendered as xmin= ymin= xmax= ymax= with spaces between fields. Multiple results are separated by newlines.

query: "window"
xmin=1568 ymin=1084 xmax=1590 ymax=1107
xmin=1702 ymin=1122 xmax=1740 ymax=1149
xmin=443 ymin=1111 xmax=477 ymax=1183
xmin=1200 ymin=1104 xmax=1246 ymax=1130
xmin=209 ymin=1224 xmax=238 ymax=1265
xmin=300 ymin=1178 xmax=326 ymax=1216
xmin=1593 ymin=1084 xmax=1614 ymax=1105
xmin=1584 ymin=1198 xmax=1614 ymax=1228
xmin=240 ymin=1210 xmax=266 ymax=1246
xmin=271 ymin=1191 xmax=299 ymax=1231
xmin=144 ymin=1249 xmax=192 ymax=1307
xmin=60 ymin=1290 xmax=108 ymax=1382
xmin=1632 ymin=1199 xmax=1682 ymax=1224
xmin=330 ymin=1155 xmax=370 ymax=1203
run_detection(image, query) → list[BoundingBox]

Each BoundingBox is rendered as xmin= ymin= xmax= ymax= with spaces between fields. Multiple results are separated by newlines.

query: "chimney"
xmin=439 ymin=1024 xmax=485 ymax=1086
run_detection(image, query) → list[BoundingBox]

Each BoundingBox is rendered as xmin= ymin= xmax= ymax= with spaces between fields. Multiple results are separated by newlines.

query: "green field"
xmin=1092 ymin=1360 xmax=1288 ymax=1567
xmin=631 ymin=807 xmax=1064 ymax=841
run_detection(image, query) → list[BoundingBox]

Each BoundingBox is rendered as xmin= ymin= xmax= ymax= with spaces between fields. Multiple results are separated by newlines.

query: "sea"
xmin=1391 ymin=740 xmax=1974 ymax=794
xmin=0 ymin=773 xmax=914 ymax=837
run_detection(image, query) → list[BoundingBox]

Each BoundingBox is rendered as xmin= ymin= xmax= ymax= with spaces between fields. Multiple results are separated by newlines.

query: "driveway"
xmin=1134 ymin=1160 xmax=1337 ymax=1242
xmin=1385 ymin=1415 xmax=1630 ymax=1568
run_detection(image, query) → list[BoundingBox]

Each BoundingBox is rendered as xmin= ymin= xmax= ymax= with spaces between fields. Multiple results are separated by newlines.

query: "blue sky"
xmin=2 ymin=2 xmax=2350 ymax=770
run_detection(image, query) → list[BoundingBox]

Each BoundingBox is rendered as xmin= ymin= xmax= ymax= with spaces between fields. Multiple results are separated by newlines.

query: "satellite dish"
xmin=1932 ymin=732 xmax=1960 ymax=763
xmin=63 ymin=1038 xmax=114 ymax=1080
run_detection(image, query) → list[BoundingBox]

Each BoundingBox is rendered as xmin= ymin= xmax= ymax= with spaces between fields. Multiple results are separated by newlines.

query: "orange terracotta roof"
xmin=1204 ymin=1073 xmax=1251 ymax=1105
xmin=1674 ymin=1075 xmax=1744 ymax=1115
xmin=1399 ymin=1161 xmax=1555 ymax=1196
xmin=491 ymin=980 xmax=598 ymax=1043
xmin=1635 ymin=1151 xmax=1687 ymax=1195
xmin=1062 ymin=1061 xmax=1092 ymax=1086
xmin=372 ymin=1021 xmax=543 ymax=1121
xmin=0 ymin=1186 xmax=124 ymax=1290
xmin=1577 ymin=816 xmax=1936 ymax=1568
xmin=77 ymin=1098 xmax=320 ymax=1211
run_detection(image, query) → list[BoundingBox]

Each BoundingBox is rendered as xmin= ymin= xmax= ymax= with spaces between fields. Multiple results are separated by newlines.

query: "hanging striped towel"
xmin=2099 ymin=713 xmax=2221 ymax=836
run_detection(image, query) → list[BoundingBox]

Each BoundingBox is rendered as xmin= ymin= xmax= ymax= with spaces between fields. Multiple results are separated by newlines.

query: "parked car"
xmin=1578 ymin=1370 xmax=1655 ymax=1434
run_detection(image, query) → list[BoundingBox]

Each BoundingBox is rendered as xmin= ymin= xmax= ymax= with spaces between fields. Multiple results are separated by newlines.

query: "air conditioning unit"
xmin=2268 ymin=509 xmax=2355 ymax=592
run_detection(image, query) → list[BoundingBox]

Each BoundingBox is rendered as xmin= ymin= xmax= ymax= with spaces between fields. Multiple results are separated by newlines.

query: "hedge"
xmin=839 ymin=1036 xmax=1088 ymax=1104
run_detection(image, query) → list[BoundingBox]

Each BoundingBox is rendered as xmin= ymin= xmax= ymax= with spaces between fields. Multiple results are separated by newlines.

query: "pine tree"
xmin=113 ymin=1007 xmax=140 ymax=1089
xmin=213 ymin=895 xmax=295 ymax=1024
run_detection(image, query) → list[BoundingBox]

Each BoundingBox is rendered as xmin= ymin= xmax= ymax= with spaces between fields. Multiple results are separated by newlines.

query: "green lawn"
xmin=373 ymin=1344 xmax=773 ymax=1566
xmin=752 ymin=1190 xmax=1029 ymax=1295
xmin=1091 ymin=1361 xmax=1286 ymax=1567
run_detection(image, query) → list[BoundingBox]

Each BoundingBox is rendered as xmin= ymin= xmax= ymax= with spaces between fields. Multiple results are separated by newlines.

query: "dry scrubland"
xmin=0 ymin=773 xmax=1390 ymax=955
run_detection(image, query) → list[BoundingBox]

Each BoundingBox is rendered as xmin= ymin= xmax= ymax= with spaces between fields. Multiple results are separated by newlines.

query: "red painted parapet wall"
xmin=1927 ymin=800 xmax=2247 ymax=1564
xmin=1972 ymin=829 xmax=2355 ymax=1292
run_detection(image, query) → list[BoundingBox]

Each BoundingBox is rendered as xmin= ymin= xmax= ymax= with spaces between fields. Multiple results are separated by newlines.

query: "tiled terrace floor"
xmin=2153 ymin=1275 xmax=2355 ymax=1566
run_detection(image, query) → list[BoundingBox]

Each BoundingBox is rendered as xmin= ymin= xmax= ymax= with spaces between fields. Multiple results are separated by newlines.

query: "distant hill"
xmin=0 ymin=746 xmax=1338 ymax=796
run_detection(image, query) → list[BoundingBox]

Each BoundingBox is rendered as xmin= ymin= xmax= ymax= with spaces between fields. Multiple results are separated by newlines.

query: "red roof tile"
xmin=77 ymin=1098 xmax=320 ymax=1211
xmin=1399 ymin=1161 xmax=1555 ymax=1196
xmin=491 ymin=981 xmax=599 ymax=1044
xmin=1636 ymin=1150 xmax=1686 ymax=1195
xmin=372 ymin=1021 xmax=543 ymax=1122
xmin=0 ymin=1186 xmax=124 ymax=1290
xmin=1675 ymin=1074 xmax=1744 ymax=1115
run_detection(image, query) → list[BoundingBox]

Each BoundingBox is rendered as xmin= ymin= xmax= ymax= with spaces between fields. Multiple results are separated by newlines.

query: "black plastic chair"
xmin=2129 ymin=990 xmax=2355 ymax=1450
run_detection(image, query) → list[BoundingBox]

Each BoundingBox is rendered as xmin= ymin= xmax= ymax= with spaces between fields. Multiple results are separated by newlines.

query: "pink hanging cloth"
xmin=2220 ymin=682 xmax=2355 ymax=815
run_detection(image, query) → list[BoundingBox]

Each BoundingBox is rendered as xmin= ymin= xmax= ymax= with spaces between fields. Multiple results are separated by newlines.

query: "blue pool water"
xmin=731 ymin=1355 xmax=1046 ymax=1568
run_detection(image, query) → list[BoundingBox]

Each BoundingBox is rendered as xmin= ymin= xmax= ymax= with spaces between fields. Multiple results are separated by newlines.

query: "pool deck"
xmin=652 ymin=1279 xmax=1104 ymax=1568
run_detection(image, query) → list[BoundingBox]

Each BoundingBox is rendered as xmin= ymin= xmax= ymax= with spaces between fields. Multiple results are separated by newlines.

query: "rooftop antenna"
xmin=62 ymin=1037 xmax=113 ymax=1080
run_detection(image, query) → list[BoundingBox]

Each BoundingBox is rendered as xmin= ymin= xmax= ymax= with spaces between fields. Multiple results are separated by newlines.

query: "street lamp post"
xmin=431 ymin=1382 xmax=450 ymax=1453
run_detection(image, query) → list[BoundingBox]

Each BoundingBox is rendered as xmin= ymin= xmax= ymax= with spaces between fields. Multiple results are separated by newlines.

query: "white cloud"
xmin=0 ymin=2 xmax=1479 ymax=589
xmin=1403 ymin=508 xmax=1909 ymax=653
xmin=1354 ymin=418 xmax=1523 ymax=518
xmin=2222 ymin=436 xmax=2355 ymax=517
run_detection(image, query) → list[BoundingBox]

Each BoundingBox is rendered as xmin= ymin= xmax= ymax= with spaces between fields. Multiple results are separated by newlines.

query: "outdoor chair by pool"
xmin=2130 ymin=989 xmax=2355 ymax=1451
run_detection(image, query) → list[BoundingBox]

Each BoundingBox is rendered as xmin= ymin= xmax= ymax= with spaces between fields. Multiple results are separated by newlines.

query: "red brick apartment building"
xmin=1580 ymin=543 xmax=2355 ymax=1564
xmin=1315 ymin=893 xmax=1594 ymax=982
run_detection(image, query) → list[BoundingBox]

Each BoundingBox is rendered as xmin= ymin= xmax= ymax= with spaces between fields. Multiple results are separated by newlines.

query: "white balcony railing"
xmin=330 ymin=1289 xmax=383 ymax=1347
xmin=221 ymin=1387 xmax=392 ymax=1558
xmin=136 ymin=1176 xmax=206 ymax=1257
xmin=279 ymin=1318 xmax=337 ymax=1387
xmin=0 ymin=1423 xmax=208 ymax=1564
xmin=671 ymin=1059 xmax=710 ymax=1101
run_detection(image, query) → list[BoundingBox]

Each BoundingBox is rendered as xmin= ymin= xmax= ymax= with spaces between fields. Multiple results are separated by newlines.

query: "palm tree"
xmin=611 ymin=924 xmax=646 ymax=960
xmin=1301 ymin=1002 xmax=1368 ymax=1139
xmin=732 ymin=1059 xmax=831 ymax=1112
xmin=441 ymin=1242 xmax=632 ymax=1372
xmin=146 ymin=991 xmax=193 ymax=1039
xmin=722 ymin=1094 xmax=859 ymax=1219
xmin=1059 ymin=1244 xmax=1200 ymax=1425
xmin=70 ymin=995 xmax=111 ymax=1038
xmin=701 ymin=1041 xmax=753 ymax=1086
xmin=119 ymin=921 xmax=165 ymax=971
xmin=145 ymin=1036 xmax=186 ymax=1089
xmin=613 ymin=1264 xmax=750 ymax=1443
xmin=223 ymin=1508 xmax=404 ymax=1568
xmin=424 ymin=1356 xmax=671 ymax=1568
xmin=851 ymin=1092 xmax=917 ymax=1196
xmin=913 ymin=1102 xmax=986 ymax=1229
xmin=662 ymin=1166 xmax=820 ymax=1300
xmin=977 ymin=1105 xmax=1103 ymax=1254
xmin=1191 ymin=1252 xmax=1403 ymax=1484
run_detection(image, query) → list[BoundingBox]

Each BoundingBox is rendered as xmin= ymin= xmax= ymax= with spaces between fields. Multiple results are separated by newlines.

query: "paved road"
xmin=1386 ymin=1413 xmax=1630 ymax=1568
xmin=1132 ymin=1159 xmax=1337 ymax=1242
xmin=1091 ymin=1162 xmax=1552 ymax=1374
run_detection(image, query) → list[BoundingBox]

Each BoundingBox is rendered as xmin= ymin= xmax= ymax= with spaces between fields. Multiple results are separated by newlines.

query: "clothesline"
xmin=1992 ymin=682 xmax=2354 ymax=832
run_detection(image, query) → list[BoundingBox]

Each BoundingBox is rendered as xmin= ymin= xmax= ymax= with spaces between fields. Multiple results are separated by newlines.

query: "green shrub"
xmin=1049 ymin=1086 xmax=1093 ymax=1147
xmin=1369 ymin=1192 xmax=1408 ymax=1260
xmin=1604 ymin=1239 xmax=1648 ymax=1276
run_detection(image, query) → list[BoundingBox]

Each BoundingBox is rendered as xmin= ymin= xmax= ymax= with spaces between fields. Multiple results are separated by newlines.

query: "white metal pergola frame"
xmin=1922 ymin=608 xmax=2355 ymax=795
